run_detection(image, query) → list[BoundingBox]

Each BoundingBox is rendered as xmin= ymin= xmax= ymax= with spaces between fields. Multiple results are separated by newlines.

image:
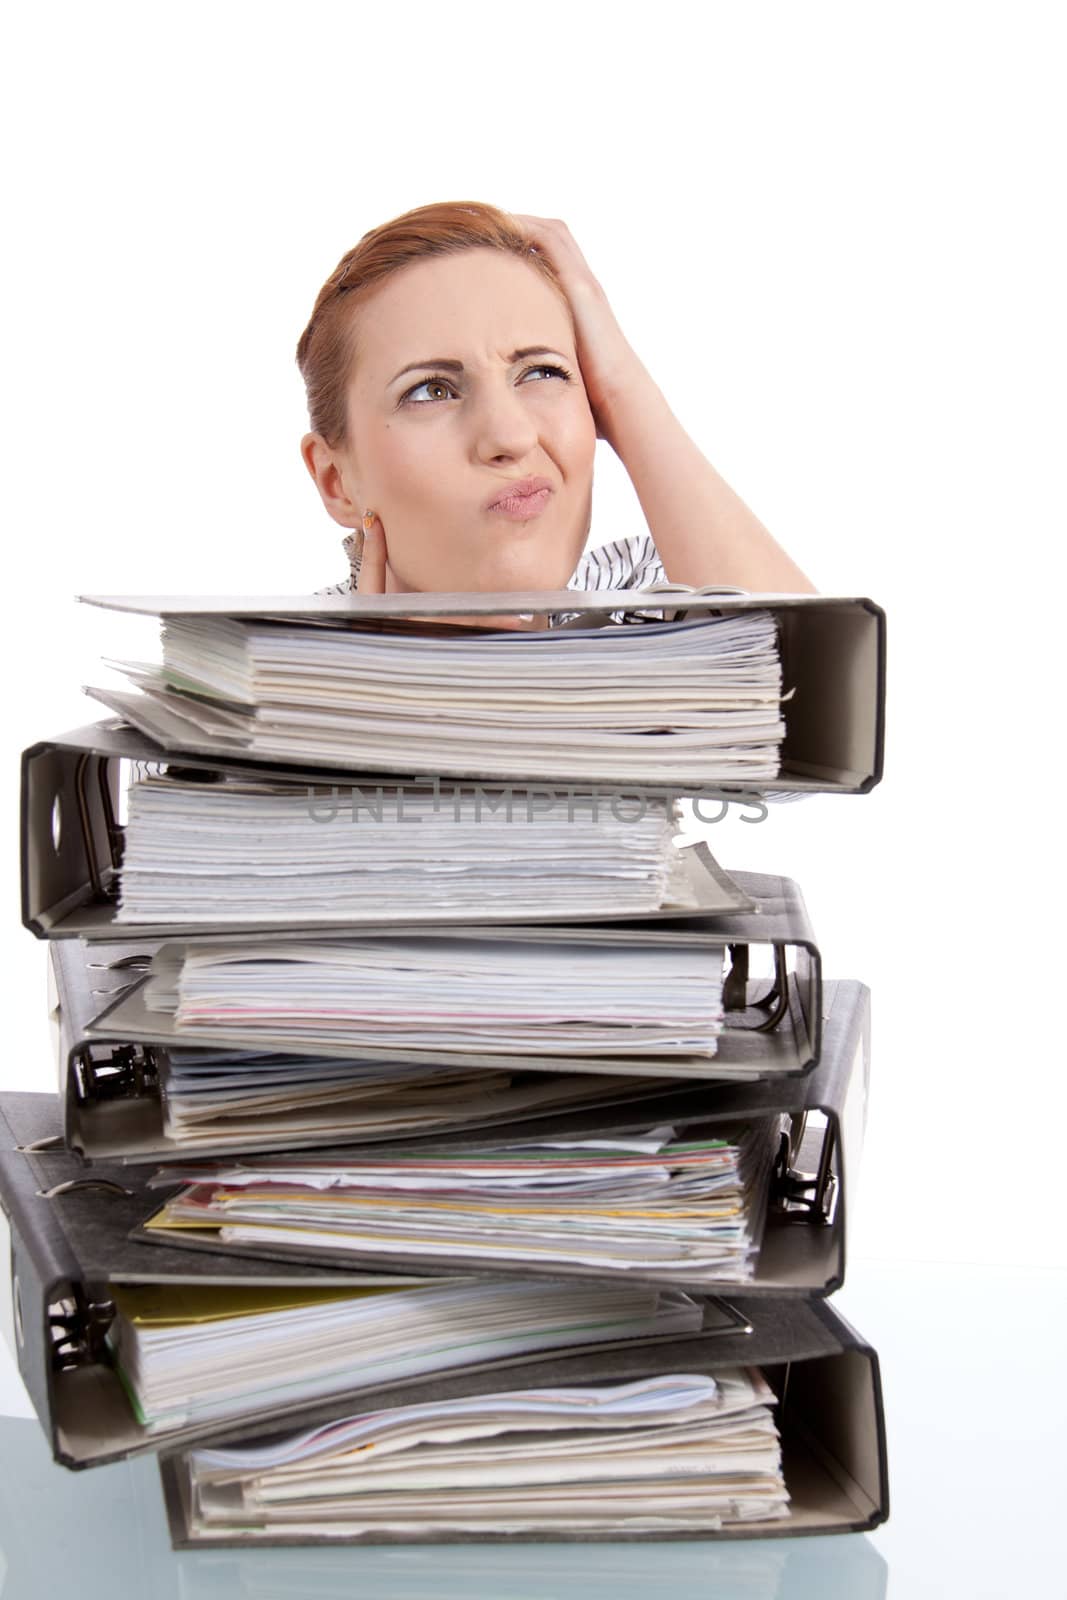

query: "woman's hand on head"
xmin=512 ymin=214 xmax=645 ymax=448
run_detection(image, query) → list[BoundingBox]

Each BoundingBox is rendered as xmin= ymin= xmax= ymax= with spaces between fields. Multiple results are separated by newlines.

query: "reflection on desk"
xmin=0 ymin=1415 xmax=887 ymax=1600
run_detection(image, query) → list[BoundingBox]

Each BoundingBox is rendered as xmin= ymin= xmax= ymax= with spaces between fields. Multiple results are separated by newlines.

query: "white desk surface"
xmin=1 ymin=1258 xmax=1062 ymax=1598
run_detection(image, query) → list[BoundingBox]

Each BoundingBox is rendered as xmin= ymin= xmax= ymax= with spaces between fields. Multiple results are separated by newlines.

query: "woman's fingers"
xmin=513 ymin=215 xmax=602 ymax=297
xmin=355 ymin=512 xmax=388 ymax=594
xmin=513 ymin=213 xmax=574 ymax=260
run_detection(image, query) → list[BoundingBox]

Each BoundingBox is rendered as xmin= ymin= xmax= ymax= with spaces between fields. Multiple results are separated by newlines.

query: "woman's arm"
xmin=596 ymin=351 xmax=817 ymax=593
xmin=515 ymin=216 xmax=817 ymax=594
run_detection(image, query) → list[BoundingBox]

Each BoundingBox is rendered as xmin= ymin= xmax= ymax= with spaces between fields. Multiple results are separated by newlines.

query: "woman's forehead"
xmin=356 ymin=250 xmax=574 ymax=369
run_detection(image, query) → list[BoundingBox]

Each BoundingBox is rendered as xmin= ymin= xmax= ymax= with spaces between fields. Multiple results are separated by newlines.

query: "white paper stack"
xmin=178 ymin=1371 xmax=788 ymax=1538
xmin=96 ymin=609 xmax=784 ymax=784
xmin=145 ymin=1121 xmax=780 ymax=1283
xmin=158 ymin=1049 xmax=669 ymax=1150
xmin=141 ymin=936 xmax=726 ymax=1059
xmin=107 ymin=1278 xmax=704 ymax=1434
xmin=115 ymin=777 xmax=692 ymax=924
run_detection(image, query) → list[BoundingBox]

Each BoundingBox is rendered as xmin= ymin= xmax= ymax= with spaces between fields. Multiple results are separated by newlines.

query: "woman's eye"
xmin=522 ymin=364 xmax=571 ymax=384
xmin=402 ymin=364 xmax=571 ymax=406
xmin=403 ymin=377 xmax=456 ymax=405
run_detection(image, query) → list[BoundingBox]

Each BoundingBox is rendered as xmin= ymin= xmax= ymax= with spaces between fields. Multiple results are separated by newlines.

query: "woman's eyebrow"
xmin=388 ymin=346 xmax=569 ymax=385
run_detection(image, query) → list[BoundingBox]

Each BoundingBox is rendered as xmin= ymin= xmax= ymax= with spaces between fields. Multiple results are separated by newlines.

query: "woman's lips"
xmin=484 ymin=476 xmax=554 ymax=520
xmin=486 ymin=487 xmax=552 ymax=521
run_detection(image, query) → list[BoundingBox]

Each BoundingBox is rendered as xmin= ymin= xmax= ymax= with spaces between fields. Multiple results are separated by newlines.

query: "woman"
xmin=298 ymin=201 xmax=815 ymax=623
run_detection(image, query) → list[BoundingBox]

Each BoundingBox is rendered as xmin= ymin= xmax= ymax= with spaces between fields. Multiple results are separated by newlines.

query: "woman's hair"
xmin=296 ymin=201 xmax=570 ymax=449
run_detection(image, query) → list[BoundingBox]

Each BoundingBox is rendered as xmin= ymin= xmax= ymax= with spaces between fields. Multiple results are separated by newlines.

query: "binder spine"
xmin=22 ymin=741 xmax=124 ymax=936
xmin=70 ymin=1041 xmax=160 ymax=1105
xmin=0 ymin=1103 xmax=100 ymax=1442
xmin=788 ymin=1301 xmax=890 ymax=1530
xmin=53 ymin=933 xmax=162 ymax=1155
xmin=723 ymin=943 xmax=791 ymax=1028
xmin=765 ymin=981 xmax=870 ymax=1235
xmin=770 ymin=1118 xmax=838 ymax=1225
xmin=833 ymin=984 xmax=872 ymax=1303
xmin=46 ymin=1288 xmax=116 ymax=1371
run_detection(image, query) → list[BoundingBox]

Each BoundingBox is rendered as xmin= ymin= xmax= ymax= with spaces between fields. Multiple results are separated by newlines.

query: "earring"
xmin=361 ymin=510 xmax=377 ymax=534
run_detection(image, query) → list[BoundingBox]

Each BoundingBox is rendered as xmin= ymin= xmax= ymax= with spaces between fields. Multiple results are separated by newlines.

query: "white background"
xmin=1 ymin=1 xmax=1064 ymax=1273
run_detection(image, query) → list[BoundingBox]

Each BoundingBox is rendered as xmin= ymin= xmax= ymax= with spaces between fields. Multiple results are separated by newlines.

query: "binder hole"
xmin=51 ymin=795 xmax=62 ymax=854
xmin=13 ymin=1275 xmax=23 ymax=1349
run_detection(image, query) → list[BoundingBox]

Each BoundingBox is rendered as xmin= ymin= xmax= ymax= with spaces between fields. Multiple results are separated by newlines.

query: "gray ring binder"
xmin=37 ymin=1178 xmax=135 ymax=1200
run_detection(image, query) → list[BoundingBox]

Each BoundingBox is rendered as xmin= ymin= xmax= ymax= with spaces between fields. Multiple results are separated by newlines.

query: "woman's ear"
xmin=300 ymin=432 xmax=361 ymax=529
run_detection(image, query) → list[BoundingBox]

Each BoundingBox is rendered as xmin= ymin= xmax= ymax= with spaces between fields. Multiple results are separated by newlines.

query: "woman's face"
xmin=305 ymin=248 xmax=597 ymax=593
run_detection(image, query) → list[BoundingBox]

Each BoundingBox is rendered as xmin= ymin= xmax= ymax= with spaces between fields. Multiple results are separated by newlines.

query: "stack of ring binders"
xmin=2 ymin=584 xmax=889 ymax=1546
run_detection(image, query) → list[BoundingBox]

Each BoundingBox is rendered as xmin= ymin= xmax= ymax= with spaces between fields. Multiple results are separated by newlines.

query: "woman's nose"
xmin=469 ymin=380 xmax=540 ymax=462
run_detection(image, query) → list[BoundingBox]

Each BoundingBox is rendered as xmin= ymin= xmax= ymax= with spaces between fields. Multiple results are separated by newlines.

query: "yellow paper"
xmin=109 ymin=1280 xmax=388 ymax=1326
xmin=142 ymin=1203 xmax=220 ymax=1233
